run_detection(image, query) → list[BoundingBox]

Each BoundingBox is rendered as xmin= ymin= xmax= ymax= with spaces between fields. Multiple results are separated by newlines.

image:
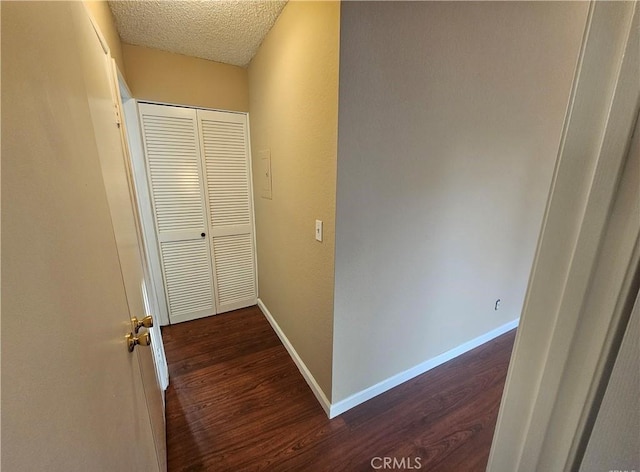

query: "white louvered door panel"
xmin=197 ymin=109 xmax=257 ymax=313
xmin=139 ymin=103 xmax=216 ymax=323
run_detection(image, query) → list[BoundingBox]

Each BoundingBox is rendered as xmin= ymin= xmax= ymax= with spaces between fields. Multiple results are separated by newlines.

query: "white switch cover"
xmin=315 ymin=220 xmax=323 ymax=242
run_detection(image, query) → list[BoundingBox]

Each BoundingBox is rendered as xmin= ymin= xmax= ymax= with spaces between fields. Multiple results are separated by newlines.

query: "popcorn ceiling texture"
xmin=108 ymin=0 xmax=287 ymax=67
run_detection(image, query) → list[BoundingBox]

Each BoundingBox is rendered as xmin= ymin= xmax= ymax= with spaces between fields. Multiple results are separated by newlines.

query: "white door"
xmin=197 ymin=110 xmax=258 ymax=313
xmin=138 ymin=103 xmax=217 ymax=324
xmin=82 ymin=17 xmax=169 ymax=471
xmin=138 ymin=105 xmax=257 ymax=323
xmin=114 ymin=72 xmax=170 ymax=393
xmin=3 ymin=2 xmax=164 ymax=470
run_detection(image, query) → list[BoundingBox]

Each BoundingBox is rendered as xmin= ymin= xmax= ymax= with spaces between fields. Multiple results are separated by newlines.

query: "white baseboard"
xmin=328 ymin=318 xmax=519 ymax=418
xmin=257 ymin=299 xmax=332 ymax=416
xmin=257 ymin=299 xmax=518 ymax=419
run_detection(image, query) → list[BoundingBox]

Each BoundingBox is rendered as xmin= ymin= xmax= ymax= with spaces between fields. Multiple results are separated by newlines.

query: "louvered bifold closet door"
xmin=197 ymin=110 xmax=257 ymax=313
xmin=139 ymin=103 xmax=216 ymax=324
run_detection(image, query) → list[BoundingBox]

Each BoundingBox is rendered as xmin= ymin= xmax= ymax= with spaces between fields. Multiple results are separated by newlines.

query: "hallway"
xmin=162 ymin=306 xmax=515 ymax=471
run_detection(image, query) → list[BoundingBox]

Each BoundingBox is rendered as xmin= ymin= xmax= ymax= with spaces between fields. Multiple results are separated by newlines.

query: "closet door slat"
xmin=198 ymin=110 xmax=257 ymax=313
xmin=139 ymin=103 xmax=216 ymax=324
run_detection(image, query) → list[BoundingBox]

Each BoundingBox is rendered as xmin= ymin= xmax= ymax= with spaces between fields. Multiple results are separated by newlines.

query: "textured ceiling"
xmin=108 ymin=0 xmax=287 ymax=67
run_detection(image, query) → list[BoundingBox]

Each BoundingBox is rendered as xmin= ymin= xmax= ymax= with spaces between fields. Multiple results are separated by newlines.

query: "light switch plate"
xmin=315 ymin=220 xmax=323 ymax=242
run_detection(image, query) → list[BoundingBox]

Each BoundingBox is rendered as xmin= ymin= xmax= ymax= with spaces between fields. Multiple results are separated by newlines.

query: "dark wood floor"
xmin=162 ymin=306 xmax=515 ymax=472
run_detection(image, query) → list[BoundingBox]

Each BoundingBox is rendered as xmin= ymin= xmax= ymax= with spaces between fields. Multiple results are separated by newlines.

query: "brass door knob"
xmin=126 ymin=332 xmax=151 ymax=352
xmin=131 ymin=315 xmax=154 ymax=333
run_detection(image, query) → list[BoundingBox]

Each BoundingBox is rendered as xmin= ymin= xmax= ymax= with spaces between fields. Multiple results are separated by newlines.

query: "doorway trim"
xmin=487 ymin=2 xmax=639 ymax=470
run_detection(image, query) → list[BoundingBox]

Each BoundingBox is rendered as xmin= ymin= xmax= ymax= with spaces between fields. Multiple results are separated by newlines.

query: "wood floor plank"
xmin=163 ymin=305 xmax=515 ymax=471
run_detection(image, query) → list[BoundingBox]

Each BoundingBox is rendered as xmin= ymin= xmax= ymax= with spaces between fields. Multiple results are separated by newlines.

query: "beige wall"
xmin=332 ymin=1 xmax=589 ymax=402
xmin=248 ymin=1 xmax=340 ymax=399
xmin=83 ymin=1 xmax=248 ymax=111
xmin=84 ymin=1 xmax=126 ymax=77
xmin=123 ymin=43 xmax=248 ymax=112
xmin=2 ymin=2 xmax=159 ymax=468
